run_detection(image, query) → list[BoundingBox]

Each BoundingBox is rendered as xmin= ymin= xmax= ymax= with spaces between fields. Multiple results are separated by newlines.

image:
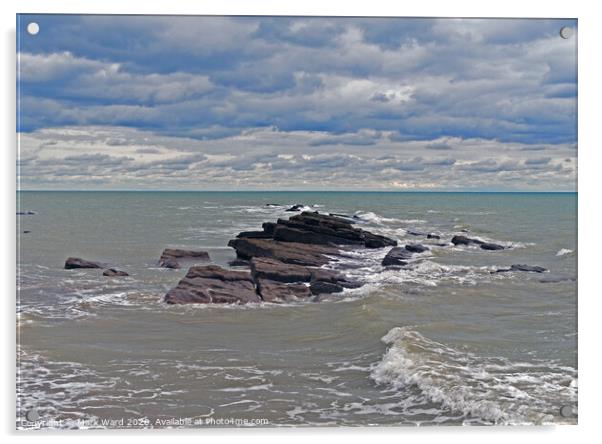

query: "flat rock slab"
xmin=250 ymin=257 xmax=312 ymax=283
xmin=65 ymin=257 xmax=102 ymax=269
xmin=164 ymin=265 xmax=260 ymax=305
xmin=228 ymin=238 xmax=337 ymax=267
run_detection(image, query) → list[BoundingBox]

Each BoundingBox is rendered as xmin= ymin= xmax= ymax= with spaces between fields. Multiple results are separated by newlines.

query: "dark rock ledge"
xmin=452 ymin=235 xmax=505 ymax=251
xmin=65 ymin=257 xmax=102 ymax=269
xmin=164 ymin=212 xmax=393 ymax=305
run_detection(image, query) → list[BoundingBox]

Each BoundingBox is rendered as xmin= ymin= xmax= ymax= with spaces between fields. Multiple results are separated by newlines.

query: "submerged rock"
xmin=480 ymin=242 xmax=505 ymax=251
xmin=285 ymin=204 xmax=306 ymax=212
xmin=495 ymin=264 xmax=548 ymax=273
xmin=427 ymin=233 xmax=440 ymax=239
xmin=103 ymin=268 xmax=129 ymax=277
xmin=382 ymin=247 xmax=414 ymax=266
xmin=406 ymin=229 xmax=424 ymax=236
xmin=64 ymin=257 xmax=102 ymax=269
xmin=164 ymin=265 xmax=260 ymax=305
xmin=160 ymin=258 xmax=180 ymax=269
xmin=17 ymin=211 xmax=36 ymax=215
xmin=510 ymin=264 xmax=547 ymax=273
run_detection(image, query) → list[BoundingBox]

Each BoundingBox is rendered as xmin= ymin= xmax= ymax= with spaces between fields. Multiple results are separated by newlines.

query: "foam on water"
xmin=370 ymin=327 xmax=577 ymax=425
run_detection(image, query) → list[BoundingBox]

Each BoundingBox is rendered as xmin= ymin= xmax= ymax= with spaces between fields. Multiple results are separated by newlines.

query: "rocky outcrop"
xmin=164 ymin=265 xmax=261 ymax=305
xmin=272 ymin=212 xmax=397 ymax=249
xmin=164 ymin=255 xmax=359 ymax=304
xmin=103 ymin=268 xmax=129 ymax=277
xmin=451 ymin=235 xmax=484 ymax=246
xmin=452 ymin=236 xmax=505 ymax=250
xmin=159 ymin=248 xmax=210 ymax=268
xmin=427 ymin=233 xmax=440 ymax=239
xmin=382 ymin=247 xmax=414 ymax=266
xmin=165 ymin=212 xmax=379 ymax=304
xmin=65 ymin=257 xmax=102 ymax=269
xmin=480 ymin=242 xmax=505 ymax=251
xmin=405 ymin=243 xmax=429 ymax=253
xmin=228 ymin=238 xmax=336 ymax=267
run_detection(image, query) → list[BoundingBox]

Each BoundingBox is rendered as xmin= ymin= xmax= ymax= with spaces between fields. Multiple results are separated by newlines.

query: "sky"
xmin=17 ymin=15 xmax=577 ymax=191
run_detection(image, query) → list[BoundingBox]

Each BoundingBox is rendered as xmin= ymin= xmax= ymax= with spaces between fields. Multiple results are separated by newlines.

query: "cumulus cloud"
xmin=16 ymin=15 xmax=577 ymax=190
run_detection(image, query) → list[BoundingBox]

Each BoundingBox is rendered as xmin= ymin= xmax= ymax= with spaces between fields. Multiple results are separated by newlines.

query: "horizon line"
xmin=16 ymin=189 xmax=578 ymax=193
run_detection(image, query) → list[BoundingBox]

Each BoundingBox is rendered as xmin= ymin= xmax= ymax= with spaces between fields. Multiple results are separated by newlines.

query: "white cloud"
xmin=18 ymin=125 xmax=576 ymax=191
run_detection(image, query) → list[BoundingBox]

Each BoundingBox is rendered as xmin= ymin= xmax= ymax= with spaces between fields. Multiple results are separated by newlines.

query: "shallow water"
xmin=16 ymin=191 xmax=577 ymax=428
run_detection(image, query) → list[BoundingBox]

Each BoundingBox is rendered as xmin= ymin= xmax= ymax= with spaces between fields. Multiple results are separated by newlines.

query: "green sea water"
xmin=16 ymin=191 xmax=577 ymax=428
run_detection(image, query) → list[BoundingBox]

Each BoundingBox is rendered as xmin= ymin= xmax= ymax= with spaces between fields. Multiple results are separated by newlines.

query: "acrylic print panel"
xmin=16 ymin=15 xmax=577 ymax=429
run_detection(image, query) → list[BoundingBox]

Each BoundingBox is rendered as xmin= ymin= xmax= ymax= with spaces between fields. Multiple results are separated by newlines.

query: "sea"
xmin=16 ymin=191 xmax=578 ymax=428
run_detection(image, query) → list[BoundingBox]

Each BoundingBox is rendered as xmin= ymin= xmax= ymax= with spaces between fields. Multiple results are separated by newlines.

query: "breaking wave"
xmin=370 ymin=327 xmax=577 ymax=425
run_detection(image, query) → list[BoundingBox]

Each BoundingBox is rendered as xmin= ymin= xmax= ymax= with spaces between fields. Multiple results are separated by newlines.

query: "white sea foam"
xmin=370 ymin=327 xmax=577 ymax=425
xmin=556 ymin=248 xmax=574 ymax=256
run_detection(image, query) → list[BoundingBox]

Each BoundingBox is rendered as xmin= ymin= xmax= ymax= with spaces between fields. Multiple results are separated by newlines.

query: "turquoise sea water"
xmin=16 ymin=191 xmax=577 ymax=427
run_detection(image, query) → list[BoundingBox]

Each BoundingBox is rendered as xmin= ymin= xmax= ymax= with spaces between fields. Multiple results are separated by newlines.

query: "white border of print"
xmin=2 ymin=0 xmax=600 ymax=443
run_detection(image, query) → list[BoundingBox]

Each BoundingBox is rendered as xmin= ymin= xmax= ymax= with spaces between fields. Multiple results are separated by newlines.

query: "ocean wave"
xmin=556 ymin=248 xmax=574 ymax=257
xmin=370 ymin=327 xmax=577 ymax=425
xmin=353 ymin=211 xmax=399 ymax=225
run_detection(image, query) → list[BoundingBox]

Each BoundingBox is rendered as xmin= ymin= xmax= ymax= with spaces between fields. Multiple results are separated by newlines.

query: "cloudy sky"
xmin=17 ymin=15 xmax=577 ymax=191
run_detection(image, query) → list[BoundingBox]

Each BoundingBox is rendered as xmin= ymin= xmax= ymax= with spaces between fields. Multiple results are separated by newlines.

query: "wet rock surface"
xmin=164 ymin=265 xmax=260 ymax=305
xmin=480 ymin=242 xmax=505 ymax=251
xmin=451 ymin=235 xmax=485 ymax=246
xmin=65 ymin=257 xmax=102 ymax=269
xmin=103 ymin=268 xmax=129 ymax=277
xmin=166 ymin=212 xmax=387 ymax=304
xmin=382 ymin=247 xmax=414 ymax=266
xmin=159 ymin=248 xmax=210 ymax=268
xmin=405 ymin=243 xmax=429 ymax=253
xmin=161 ymin=210 xmax=557 ymax=305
